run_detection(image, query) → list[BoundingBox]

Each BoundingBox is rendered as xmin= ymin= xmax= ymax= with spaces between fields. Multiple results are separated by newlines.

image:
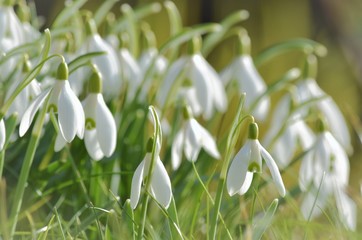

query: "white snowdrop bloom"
xmin=263 ymin=94 xmax=314 ymax=168
xmin=299 ymin=125 xmax=350 ymax=192
xmin=19 ymin=61 xmax=85 ymax=143
xmin=299 ymin=124 xmax=356 ymax=230
xmin=82 ymin=71 xmax=117 ymax=160
xmin=221 ymin=54 xmax=269 ymax=121
xmin=226 ymin=122 xmax=285 ymax=197
xmin=0 ymin=119 xmax=5 ymax=151
xmin=5 ymin=58 xmax=41 ymax=121
xmin=296 ymin=55 xmax=352 ymax=154
xmin=79 ymin=18 xmax=121 ymax=98
xmin=157 ymin=38 xmax=227 ymax=119
xmin=171 ymin=106 xmax=220 ymax=170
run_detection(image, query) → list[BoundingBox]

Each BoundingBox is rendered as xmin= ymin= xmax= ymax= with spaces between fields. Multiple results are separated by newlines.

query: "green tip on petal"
xmin=248 ymin=162 xmax=261 ymax=173
xmin=188 ymin=36 xmax=202 ymax=55
xmin=57 ymin=61 xmax=69 ymax=80
xmin=182 ymin=105 xmax=193 ymax=120
xmin=88 ymin=69 xmax=102 ymax=93
xmin=17 ymin=2 xmax=30 ymax=22
xmin=248 ymin=122 xmax=259 ymax=140
xmin=315 ymin=116 xmax=328 ymax=133
xmin=146 ymin=137 xmax=154 ymax=153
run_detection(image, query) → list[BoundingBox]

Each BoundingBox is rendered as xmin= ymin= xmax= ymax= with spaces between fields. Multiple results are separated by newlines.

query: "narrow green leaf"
xmin=94 ymin=0 xmax=119 ymax=27
xmin=112 ymin=3 xmax=161 ymax=33
xmin=0 ymin=42 xmax=40 ymax=66
xmin=255 ymin=38 xmax=327 ymax=66
xmin=252 ymin=199 xmax=279 ymax=240
xmin=68 ymin=51 xmax=106 ymax=74
xmin=52 ymin=0 xmax=87 ymax=28
xmin=159 ymin=23 xmax=221 ymax=55
xmin=164 ymin=1 xmax=182 ymax=36
xmin=38 ymin=215 xmax=55 ymax=240
xmin=121 ymin=4 xmax=139 ymax=57
xmin=202 ymin=10 xmax=249 ymax=56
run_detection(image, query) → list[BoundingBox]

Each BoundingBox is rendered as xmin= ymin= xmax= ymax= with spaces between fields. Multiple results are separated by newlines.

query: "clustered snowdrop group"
xmin=0 ymin=0 xmax=358 ymax=237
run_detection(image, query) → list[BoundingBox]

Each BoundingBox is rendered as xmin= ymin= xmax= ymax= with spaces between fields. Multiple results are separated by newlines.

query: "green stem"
xmin=8 ymin=97 xmax=49 ymax=238
xmin=137 ymin=194 xmax=150 ymax=240
xmin=209 ymin=178 xmax=225 ymax=240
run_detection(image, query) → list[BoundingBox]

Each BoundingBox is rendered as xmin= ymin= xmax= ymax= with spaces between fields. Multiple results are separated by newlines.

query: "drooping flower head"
xmin=172 ymin=105 xmax=220 ymax=170
xmin=296 ymin=55 xmax=352 ymax=154
xmin=20 ymin=60 xmax=85 ymax=145
xmin=299 ymin=118 xmax=356 ymax=230
xmin=220 ymin=30 xmax=269 ymax=121
xmin=82 ymin=69 xmax=117 ymax=160
xmin=157 ymin=36 xmax=227 ymax=120
xmin=130 ymin=106 xmax=172 ymax=209
xmin=226 ymin=121 xmax=285 ymax=197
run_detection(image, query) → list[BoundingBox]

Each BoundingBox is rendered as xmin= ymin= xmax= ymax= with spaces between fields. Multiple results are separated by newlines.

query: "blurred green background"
xmin=32 ymin=0 xmax=362 ymax=190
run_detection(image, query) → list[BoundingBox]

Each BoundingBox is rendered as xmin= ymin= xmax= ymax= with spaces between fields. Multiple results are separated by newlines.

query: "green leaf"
xmin=120 ymin=4 xmax=139 ymax=57
xmin=255 ymin=38 xmax=327 ymax=66
xmin=252 ymin=199 xmax=279 ymax=240
xmin=68 ymin=51 xmax=106 ymax=74
xmin=112 ymin=3 xmax=161 ymax=33
xmin=159 ymin=23 xmax=221 ymax=55
xmin=164 ymin=1 xmax=182 ymax=36
xmin=52 ymin=0 xmax=87 ymax=28
xmin=94 ymin=0 xmax=119 ymax=27
xmin=0 ymin=42 xmax=40 ymax=66
xmin=202 ymin=10 xmax=249 ymax=56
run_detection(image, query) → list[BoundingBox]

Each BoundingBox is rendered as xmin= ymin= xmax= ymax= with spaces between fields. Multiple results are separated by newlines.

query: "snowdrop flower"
xmin=296 ymin=55 xmax=352 ymax=154
xmin=0 ymin=119 xmax=5 ymax=151
xmin=5 ymin=56 xmax=41 ymax=121
xmin=20 ymin=61 xmax=85 ymax=144
xmin=220 ymin=31 xmax=269 ymax=121
xmin=299 ymin=119 xmax=356 ymax=230
xmin=226 ymin=122 xmax=285 ymax=197
xmin=130 ymin=138 xmax=172 ymax=209
xmin=82 ymin=70 xmax=117 ymax=160
xmin=263 ymin=94 xmax=314 ymax=168
xmin=171 ymin=106 xmax=220 ymax=170
xmin=299 ymin=119 xmax=350 ymax=192
xmin=157 ymin=37 xmax=227 ymax=120
xmin=79 ymin=17 xmax=121 ymax=98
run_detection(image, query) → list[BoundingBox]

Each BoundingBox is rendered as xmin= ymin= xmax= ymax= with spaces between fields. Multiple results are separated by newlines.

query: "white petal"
xmin=0 ymin=119 xmax=5 ymax=151
xmin=84 ymin=130 xmax=104 ymax=160
xmin=149 ymin=157 xmax=172 ymax=209
xmin=95 ymin=94 xmax=117 ymax=157
xmin=184 ymin=119 xmax=202 ymax=161
xmin=238 ymin=172 xmax=253 ymax=195
xmin=89 ymin=34 xmax=121 ymax=98
xmin=334 ymin=187 xmax=357 ymax=231
xmin=157 ymin=57 xmax=187 ymax=107
xmin=301 ymin=185 xmax=329 ymax=220
xmin=19 ymin=89 xmax=51 ymax=137
xmin=226 ymin=144 xmax=251 ymax=196
xmin=197 ymin=123 xmax=220 ymax=159
xmin=260 ymin=144 xmax=286 ymax=197
xmin=119 ymin=48 xmax=141 ymax=101
xmin=58 ymin=81 xmax=80 ymax=142
xmin=54 ymin=133 xmax=67 ymax=152
xmin=299 ymin=152 xmax=314 ymax=191
xmin=130 ymin=160 xmax=145 ymax=209
xmin=171 ymin=129 xmax=184 ymax=170
xmin=234 ymin=55 xmax=269 ymax=121
xmin=189 ymin=56 xmax=214 ymax=119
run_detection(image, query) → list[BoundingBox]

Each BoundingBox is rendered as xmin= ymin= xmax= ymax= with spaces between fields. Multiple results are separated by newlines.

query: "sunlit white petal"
xmin=149 ymin=157 xmax=172 ymax=208
xmin=130 ymin=159 xmax=145 ymax=209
